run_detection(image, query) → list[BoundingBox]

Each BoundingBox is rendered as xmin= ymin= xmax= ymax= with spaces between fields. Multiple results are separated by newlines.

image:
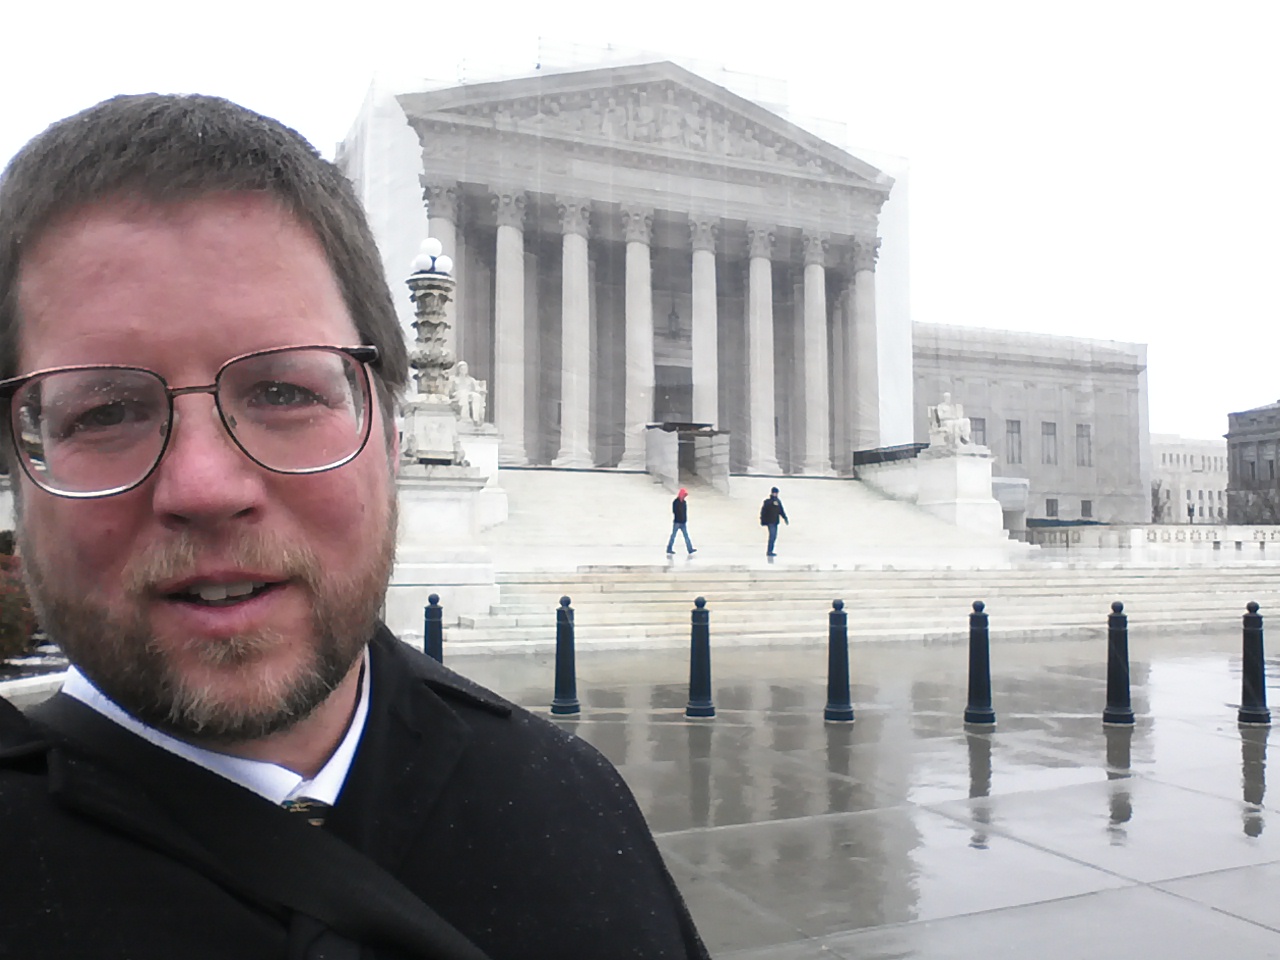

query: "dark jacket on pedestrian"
xmin=760 ymin=495 xmax=787 ymax=526
xmin=672 ymin=497 xmax=688 ymax=524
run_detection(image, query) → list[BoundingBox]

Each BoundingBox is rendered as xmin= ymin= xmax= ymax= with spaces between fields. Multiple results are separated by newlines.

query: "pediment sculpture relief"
xmin=448 ymin=83 xmax=846 ymax=177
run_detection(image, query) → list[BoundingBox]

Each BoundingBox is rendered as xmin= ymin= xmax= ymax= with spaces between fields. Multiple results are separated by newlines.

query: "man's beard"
xmin=19 ymin=499 xmax=397 ymax=744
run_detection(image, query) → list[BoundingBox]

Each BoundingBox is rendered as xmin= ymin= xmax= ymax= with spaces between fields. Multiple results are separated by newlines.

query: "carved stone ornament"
xmin=406 ymin=270 xmax=456 ymax=400
xmin=746 ymin=224 xmax=776 ymax=260
xmin=852 ymin=236 xmax=881 ymax=273
xmin=802 ymin=233 xmax=829 ymax=268
xmin=420 ymin=179 xmax=460 ymax=222
xmin=689 ymin=217 xmax=719 ymax=254
xmin=621 ymin=206 xmax=654 ymax=245
xmin=447 ymin=82 xmax=861 ymax=180
xmin=558 ymin=199 xmax=592 ymax=238
xmin=492 ymin=191 xmax=527 ymax=230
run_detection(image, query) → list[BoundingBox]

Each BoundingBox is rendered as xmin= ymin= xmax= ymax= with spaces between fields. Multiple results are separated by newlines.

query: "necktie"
xmin=281 ymin=797 xmax=330 ymax=827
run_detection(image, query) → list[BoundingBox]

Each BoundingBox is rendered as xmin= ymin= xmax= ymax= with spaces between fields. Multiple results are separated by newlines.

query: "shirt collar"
xmin=59 ymin=648 xmax=372 ymax=806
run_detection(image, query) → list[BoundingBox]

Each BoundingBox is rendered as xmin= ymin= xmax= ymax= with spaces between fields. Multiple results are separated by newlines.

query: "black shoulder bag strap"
xmin=27 ymin=693 xmax=492 ymax=960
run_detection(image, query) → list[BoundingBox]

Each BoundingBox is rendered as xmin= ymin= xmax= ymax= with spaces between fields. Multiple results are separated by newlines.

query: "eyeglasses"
xmin=0 ymin=345 xmax=379 ymax=499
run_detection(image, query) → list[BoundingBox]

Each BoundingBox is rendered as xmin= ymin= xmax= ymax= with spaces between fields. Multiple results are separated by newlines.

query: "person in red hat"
xmin=666 ymin=488 xmax=697 ymax=555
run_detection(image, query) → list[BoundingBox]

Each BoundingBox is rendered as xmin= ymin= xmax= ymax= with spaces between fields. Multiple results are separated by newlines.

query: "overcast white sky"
xmin=3 ymin=0 xmax=1276 ymax=441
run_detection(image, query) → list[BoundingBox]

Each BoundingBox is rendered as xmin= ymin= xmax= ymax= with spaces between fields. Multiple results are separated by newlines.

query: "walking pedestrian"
xmin=667 ymin=487 xmax=697 ymax=555
xmin=760 ymin=486 xmax=789 ymax=556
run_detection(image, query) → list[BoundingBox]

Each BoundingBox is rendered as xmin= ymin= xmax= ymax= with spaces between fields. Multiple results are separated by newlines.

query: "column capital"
xmin=420 ymin=179 xmax=460 ymax=222
xmin=558 ymin=198 xmax=593 ymax=238
xmin=491 ymin=191 xmax=527 ymax=230
xmin=852 ymin=235 xmax=881 ymax=273
xmin=689 ymin=216 xmax=720 ymax=254
xmin=620 ymin=205 xmax=654 ymax=245
xmin=802 ymin=233 xmax=830 ymax=268
xmin=746 ymin=223 xmax=775 ymax=260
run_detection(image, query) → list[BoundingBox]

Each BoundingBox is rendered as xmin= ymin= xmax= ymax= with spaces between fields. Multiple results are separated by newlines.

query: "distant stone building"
xmin=1226 ymin=400 xmax=1280 ymax=523
xmin=913 ymin=323 xmax=1150 ymax=524
xmin=1150 ymin=434 xmax=1227 ymax=523
xmin=339 ymin=61 xmax=912 ymax=476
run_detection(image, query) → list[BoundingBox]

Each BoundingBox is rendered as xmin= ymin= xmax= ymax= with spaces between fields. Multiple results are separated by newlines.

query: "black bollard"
xmin=424 ymin=593 xmax=444 ymax=663
xmin=551 ymin=596 xmax=581 ymax=716
xmin=824 ymin=600 xmax=855 ymax=722
xmin=685 ymin=597 xmax=715 ymax=718
xmin=1103 ymin=601 xmax=1135 ymax=725
xmin=1239 ymin=601 xmax=1271 ymax=726
xmin=964 ymin=600 xmax=996 ymax=726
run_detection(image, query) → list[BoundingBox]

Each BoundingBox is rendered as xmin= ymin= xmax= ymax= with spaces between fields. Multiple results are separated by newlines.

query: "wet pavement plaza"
xmin=457 ymin=630 xmax=1280 ymax=958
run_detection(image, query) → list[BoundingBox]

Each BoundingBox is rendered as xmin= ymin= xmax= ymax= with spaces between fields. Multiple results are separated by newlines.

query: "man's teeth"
xmin=182 ymin=582 xmax=265 ymax=603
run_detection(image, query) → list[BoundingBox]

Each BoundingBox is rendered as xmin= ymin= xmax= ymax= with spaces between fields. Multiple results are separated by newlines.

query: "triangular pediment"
xmin=397 ymin=61 xmax=890 ymax=190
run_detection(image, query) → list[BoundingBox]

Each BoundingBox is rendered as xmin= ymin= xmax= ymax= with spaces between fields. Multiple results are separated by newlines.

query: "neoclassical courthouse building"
xmin=339 ymin=59 xmax=1150 ymax=523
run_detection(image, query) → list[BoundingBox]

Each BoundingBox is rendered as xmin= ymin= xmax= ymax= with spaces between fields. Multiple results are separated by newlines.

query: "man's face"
xmin=14 ymin=193 xmax=397 ymax=742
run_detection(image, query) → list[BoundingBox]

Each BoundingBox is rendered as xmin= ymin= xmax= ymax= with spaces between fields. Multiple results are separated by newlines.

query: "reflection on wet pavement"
xmin=453 ymin=631 xmax=1280 ymax=958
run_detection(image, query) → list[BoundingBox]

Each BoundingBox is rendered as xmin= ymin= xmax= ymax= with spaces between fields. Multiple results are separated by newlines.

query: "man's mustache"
xmin=121 ymin=532 xmax=323 ymax=596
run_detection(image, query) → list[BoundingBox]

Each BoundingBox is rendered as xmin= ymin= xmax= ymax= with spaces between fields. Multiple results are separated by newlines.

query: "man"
xmin=0 ymin=94 xmax=709 ymax=960
xmin=760 ymin=486 xmax=789 ymax=557
xmin=665 ymin=487 xmax=696 ymax=556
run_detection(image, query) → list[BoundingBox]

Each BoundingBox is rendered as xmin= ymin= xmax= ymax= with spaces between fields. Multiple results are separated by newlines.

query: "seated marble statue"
xmin=449 ymin=361 xmax=487 ymax=424
xmin=928 ymin=392 xmax=972 ymax=448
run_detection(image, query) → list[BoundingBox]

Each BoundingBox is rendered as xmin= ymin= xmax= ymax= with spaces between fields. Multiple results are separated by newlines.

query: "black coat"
xmin=0 ymin=627 xmax=709 ymax=960
xmin=672 ymin=497 xmax=688 ymax=524
xmin=760 ymin=495 xmax=788 ymax=526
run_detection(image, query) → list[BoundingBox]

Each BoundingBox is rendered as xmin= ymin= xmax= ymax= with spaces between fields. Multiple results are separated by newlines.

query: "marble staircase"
xmin=441 ymin=469 xmax=1280 ymax=651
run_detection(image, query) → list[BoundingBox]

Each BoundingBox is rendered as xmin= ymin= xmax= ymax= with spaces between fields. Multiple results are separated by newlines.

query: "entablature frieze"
xmin=405 ymin=76 xmax=889 ymax=186
xmin=410 ymin=122 xmax=889 ymax=225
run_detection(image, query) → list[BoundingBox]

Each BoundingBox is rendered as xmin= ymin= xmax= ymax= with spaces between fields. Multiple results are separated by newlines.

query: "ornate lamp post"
xmin=406 ymin=238 xmax=456 ymax=401
xmin=401 ymin=239 xmax=463 ymax=465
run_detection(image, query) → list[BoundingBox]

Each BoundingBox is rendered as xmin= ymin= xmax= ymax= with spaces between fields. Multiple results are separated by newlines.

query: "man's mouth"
xmin=168 ymin=581 xmax=278 ymax=607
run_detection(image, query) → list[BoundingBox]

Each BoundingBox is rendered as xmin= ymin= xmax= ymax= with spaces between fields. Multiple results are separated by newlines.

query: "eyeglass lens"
xmin=11 ymin=348 xmax=370 ymax=496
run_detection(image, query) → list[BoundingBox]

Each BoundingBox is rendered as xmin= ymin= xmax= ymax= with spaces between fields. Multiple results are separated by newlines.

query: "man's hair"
xmin=0 ymin=93 xmax=408 ymax=428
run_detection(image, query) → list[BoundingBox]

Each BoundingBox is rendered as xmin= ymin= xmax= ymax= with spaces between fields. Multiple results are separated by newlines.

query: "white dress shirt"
xmin=60 ymin=649 xmax=371 ymax=806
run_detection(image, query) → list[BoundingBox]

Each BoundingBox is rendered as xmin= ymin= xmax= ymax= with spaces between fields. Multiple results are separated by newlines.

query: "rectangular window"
xmin=971 ymin=417 xmax=986 ymax=447
xmin=1081 ymin=499 xmax=1093 ymax=519
xmin=1005 ymin=420 xmax=1022 ymax=464
xmin=1045 ymin=498 xmax=1059 ymax=518
xmin=1041 ymin=422 xmax=1057 ymax=465
xmin=1270 ymin=460 xmax=1276 ymax=480
xmin=1075 ymin=424 xmax=1092 ymax=467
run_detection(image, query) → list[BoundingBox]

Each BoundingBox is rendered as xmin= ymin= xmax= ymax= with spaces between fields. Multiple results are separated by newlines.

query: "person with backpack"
xmin=760 ymin=486 xmax=789 ymax=557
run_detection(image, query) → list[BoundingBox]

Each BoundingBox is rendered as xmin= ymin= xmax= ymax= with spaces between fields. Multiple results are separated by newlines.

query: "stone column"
xmin=492 ymin=191 xmax=527 ymax=464
xmin=851 ymin=236 xmax=881 ymax=452
xmin=618 ymin=206 xmax=654 ymax=470
xmin=553 ymin=199 xmax=594 ymax=468
xmin=831 ymin=290 xmax=849 ymax=474
xmin=801 ymin=233 xmax=832 ymax=475
xmin=690 ymin=217 xmax=719 ymax=428
xmin=746 ymin=223 xmax=781 ymax=474
xmin=422 ymin=180 xmax=461 ymax=355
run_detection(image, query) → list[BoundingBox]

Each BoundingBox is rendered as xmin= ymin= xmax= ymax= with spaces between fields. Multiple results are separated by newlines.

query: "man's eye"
xmin=50 ymin=399 xmax=157 ymax=440
xmin=251 ymin=381 xmax=323 ymax=407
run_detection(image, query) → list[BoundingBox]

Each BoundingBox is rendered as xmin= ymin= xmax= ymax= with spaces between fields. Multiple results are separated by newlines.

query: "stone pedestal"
xmin=457 ymin=427 xmax=507 ymax=530
xmin=401 ymin=397 xmax=461 ymax=464
xmin=386 ymin=467 xmax=499 ymax=647
xmin=915 ymin=445 xmax=1005 ymax=536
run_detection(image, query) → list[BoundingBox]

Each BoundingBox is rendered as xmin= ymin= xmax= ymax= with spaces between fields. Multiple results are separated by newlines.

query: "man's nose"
xmin=148 ymin=393 xmax=266 ymax=527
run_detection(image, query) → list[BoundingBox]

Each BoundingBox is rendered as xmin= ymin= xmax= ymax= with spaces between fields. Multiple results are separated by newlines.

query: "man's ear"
xmin=389 ymin=428 xmax=401 ymax=478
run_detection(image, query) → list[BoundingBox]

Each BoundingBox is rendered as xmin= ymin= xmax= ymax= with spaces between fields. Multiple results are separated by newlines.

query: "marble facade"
xmin=913 ymin=323 xmax=1151 ymax=524
xmin=345 ymin=61 xmax=897 ymax=476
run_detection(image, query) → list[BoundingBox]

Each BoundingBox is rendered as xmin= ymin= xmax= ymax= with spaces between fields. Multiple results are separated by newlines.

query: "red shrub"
xmin=0 ymin=555 xmax=36 ymax=662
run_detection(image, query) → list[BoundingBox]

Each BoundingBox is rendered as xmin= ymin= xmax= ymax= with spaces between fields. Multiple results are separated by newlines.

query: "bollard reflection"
xmin=1104 ymin=726 xmax=1133 ymax=846
xmin=1241 ymin=725 xmax=1268 ymax=837
xmin=687 ymin=721 xmax=713 ymax=828
xmin=966 ymin=731 xmax=993 ymax=849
